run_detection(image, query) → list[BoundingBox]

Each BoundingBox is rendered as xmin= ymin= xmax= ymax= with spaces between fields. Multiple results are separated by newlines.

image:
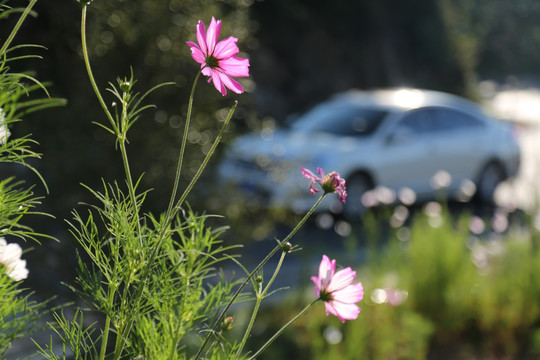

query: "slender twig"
xmin=80 ymin=6 xmax=116 ymax=130
xmin=247 ymin=299 xmax=319 ymax=360
xmin=173 ymin=101 xmax=237 ymax=212
xmin=0 ymin=0 xmax=38 ymax=55
xmin=235 ymin=251 xmax=287 ymax=359
xmin=82 ymin=5 xmax=140 ymax=237
xmin=81 ymin=6 xmax=143 ymax=359
xmin=166 ymin=71 xmax=201 ymax=221
xmin=194 ymin=194 xmax=327 ymax=360
xmin=117 ymin=94 xmax=238 ymax=358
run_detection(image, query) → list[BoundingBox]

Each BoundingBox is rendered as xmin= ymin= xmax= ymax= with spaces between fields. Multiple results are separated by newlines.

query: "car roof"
xmin=330 ymin=88 xmax=486 ymax=117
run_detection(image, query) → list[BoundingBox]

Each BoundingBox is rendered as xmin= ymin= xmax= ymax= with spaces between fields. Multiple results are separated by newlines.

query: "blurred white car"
xmin=218 ymin=88 xmax=521 ymax=216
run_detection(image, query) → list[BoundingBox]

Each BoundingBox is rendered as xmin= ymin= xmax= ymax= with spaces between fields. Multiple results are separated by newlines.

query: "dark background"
xmin=5 ymin=0 xmax=540 ymax=295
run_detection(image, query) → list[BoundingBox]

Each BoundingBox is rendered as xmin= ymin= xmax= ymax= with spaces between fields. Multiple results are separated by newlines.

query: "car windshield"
xmin=291 ymin=102 xmax=388 ymax=136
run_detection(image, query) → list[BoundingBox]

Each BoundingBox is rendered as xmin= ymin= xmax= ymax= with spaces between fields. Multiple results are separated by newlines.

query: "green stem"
xmin=153 ymin=100 xmax=236 ymax=266
xmin=98 ymin=287 xmax=117 ymax=360
xmin=247 ymin=299 xmax=319 ymax=360
xmin=81 ymin=7 xmax=141 ymax=358
xmin=166 ymin=71 xmax=201 ymax=221
xmin=235 ymin=251 xmax=287 ymax=359
xmin=112 ymin=319 xmax=126 ymax=360
xmin=118 ymin=98 xmax=237 ymax=357
xmin=173 ymin=101 xmax=237 ymax=212
xmin=194 ymin=194 xmax=327 ymax=360
xmin=0 ymin=0 xmax=38 ymax=55
xmin=119 ymin=121 xmax=142 ymax=239
xmin=80 ymin=6 xmax=116 ymax=131
xmin=83 ymin=4 xmax=140 ymax=236
xmin=98 ymin=316 xmax=111 ymax=360
xmin=82 ymin=5 xmax=140 ymax=238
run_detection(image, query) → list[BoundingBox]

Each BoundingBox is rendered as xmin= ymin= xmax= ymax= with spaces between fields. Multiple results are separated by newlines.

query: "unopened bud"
xmin=281 ymin=242 xmax=292 ymax=253
xmin=221 ymin=316 xmax=234 ymax=331
xmin=120 ymin=81 xmax=131 ymax=92
xmin=255 ymin=275 xmax=263 ymax=283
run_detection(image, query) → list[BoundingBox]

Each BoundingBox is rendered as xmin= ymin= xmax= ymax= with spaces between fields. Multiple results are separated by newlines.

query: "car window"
xmin=292 ymin=103 xmax=388 ymax=136
xmin=431 ymin=108 xmax=485 ymax=131
xmin=396 ymin=108 xmax=435 ymax=135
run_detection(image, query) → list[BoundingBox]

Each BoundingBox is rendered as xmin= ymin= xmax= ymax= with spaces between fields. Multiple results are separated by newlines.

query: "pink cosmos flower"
xmin=311 ymin=255 xmax=363 ymax=323
xmin=301 ymin=167 xmax=347 ymax=203
xmin=186 ymin=17 xmax=250 ymax=96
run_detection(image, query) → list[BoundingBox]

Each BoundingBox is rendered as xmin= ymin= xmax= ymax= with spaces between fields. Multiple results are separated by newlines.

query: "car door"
xmin=376 ymin=108 xmax=441 ymax=196
xmin=429 ymin=107 xmax=487 ymax=187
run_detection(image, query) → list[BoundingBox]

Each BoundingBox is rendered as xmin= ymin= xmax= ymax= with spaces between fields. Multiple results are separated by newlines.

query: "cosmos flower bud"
xmin=221 ymin=316 xmax=234 ymax=331
xmin=301 ymin=167 xmax=347 ymax=203
xmin=119 ymin=80 xmax=131 ymax=92
xmin=281 ymin=242 xmax=292 ymax=253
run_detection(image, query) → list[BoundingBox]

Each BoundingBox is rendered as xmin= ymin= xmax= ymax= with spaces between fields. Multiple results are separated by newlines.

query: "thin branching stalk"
xmin=98 ymin=310 xmax=111 ymax=360
xmin=81 ymin=7 xmax=117 ymax=360
xmin=80 ymin=6 xmax=115 ymax=131
xmin=194 ymin=194 xmax=327 ymax=360
xmin=81 ymin=7 xmax=144 ymax=359
xmin=0 ymin=0 xmax=38 ymax=55
xmin=81 ymin=5 xmax=141 ymax=236
xmin=118 ymin=134 xmax=143 ymax=237
xmin=247 ymin=299 xmax=319 ymax=360
xmin=173 ymin=101 xmax=237 ymax=211
xmin=235 ymin=250 xmax=287 ymax=359
xmin=166 ymin=70 xmax=201 ymax=221
xmin=117 ymin=96 xmax=237 ymax=359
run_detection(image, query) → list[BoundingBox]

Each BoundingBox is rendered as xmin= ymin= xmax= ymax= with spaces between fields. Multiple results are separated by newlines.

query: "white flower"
xmin=0 ymin=237 xmax=29 ymax=281
xmin=0 ymin=108 xmax=10 ymax=145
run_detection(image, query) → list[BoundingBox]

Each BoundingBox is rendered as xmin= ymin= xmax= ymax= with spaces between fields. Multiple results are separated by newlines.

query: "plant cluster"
xmin=0 ymin=0 xmax=65 ymax=357
xmin=6 ymin=1 xmax=540 ymax=360
xmin=1 ymin=1 xmax=364 ymax=359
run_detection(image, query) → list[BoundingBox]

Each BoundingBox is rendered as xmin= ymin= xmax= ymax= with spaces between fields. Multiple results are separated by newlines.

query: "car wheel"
xmin=343 ymin=173 xmax=373 ymax=219
xmin=477 ymin=162 xmax=505 ymax=203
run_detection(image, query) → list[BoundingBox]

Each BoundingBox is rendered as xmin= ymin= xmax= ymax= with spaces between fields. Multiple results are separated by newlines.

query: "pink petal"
xmin=318 ymin=255 xmax=336 ymax=288
xmin=210 ymin=72 xmax=227 ymax=96
xmin=301 ymin=167 xmax=322 ymax=182
xmin=311 ymin=276 xmax=322 ymax=296
xmin=206 ymin=17 xmax=221 ymax=55
xmin=187 ymin=44 xmax=206 ymax=64
xmin=301 ymin=167 xmax=316 ymax=180
xmin=328 ymin=301 xmax=361 ymax=322
xmin=202 ymin=67 xmax=213 ymax=77
xmin=326 ymin=267 xmax=356 ymax=293
xmin=219 ymin=57 xmax=250 ymax=77
xmin=331 ymin=283 xmax=364 ymax=304
xmin=324 ymin=301 xmax=338 ymax=318
xmin=216 ymin=71 xmax=244 ymax=94
xmin=309 ymin=184 xmax=320 ymax=195
xmin=213 ymin=36 xmax=240 ymax=59
xmin=196 ymin=20 xmax=207 ymax=56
